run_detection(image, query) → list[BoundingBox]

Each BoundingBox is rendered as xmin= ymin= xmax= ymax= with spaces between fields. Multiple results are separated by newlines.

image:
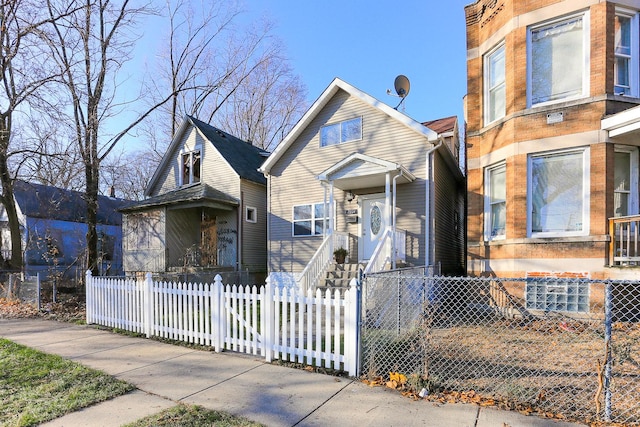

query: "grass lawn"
xmin=123 ymin=404 xmax=264 ymax=427
xmin=0 ymin=338 xmax=134 ymax=427
xmin=0 ymin=338 xmax=266 ymax=427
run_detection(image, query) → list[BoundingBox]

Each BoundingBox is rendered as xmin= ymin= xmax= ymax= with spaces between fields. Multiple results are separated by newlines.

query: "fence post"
xmin=604 ymin=280 xmax=613 ymax=422
xmin=144 ymin=272 xmax=154 ymax=338
xmin=212 ymin=274 xmax=223 ymax=352
xmin=85 ymin=270 xmax=92 ymax=324
xmin=264 ymin=276 xmax=274 ymax=362
xmin=345 ymin=277 xmax=361 ymax=377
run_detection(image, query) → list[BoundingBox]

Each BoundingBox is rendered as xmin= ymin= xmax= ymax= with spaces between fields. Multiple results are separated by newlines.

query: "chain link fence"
xmin=360 ymin=272 xmax=640 ymax=425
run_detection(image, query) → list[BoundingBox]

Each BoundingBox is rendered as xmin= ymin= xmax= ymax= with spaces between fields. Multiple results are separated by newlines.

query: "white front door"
xmin=362 ymin=197 xmax=387 ymax=260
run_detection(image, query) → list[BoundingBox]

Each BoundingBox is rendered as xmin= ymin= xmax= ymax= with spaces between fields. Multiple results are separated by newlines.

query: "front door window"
xmin=362 ymin=197 xmax=386 ymax=260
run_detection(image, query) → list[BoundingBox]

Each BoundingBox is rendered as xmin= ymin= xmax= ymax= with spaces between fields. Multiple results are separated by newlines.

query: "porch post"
xmin=329 ymin=181 xmax=335 ymax=254
xmin=385 ymin=172 xmax=391 ymax=232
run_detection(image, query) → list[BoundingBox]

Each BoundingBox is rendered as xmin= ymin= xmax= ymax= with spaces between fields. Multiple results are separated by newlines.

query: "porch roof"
xmin=120 ymin=184 xmax=238 ymax=213
xmin=317 ymin=153 xmax=415 ymax=190
xmin=602 ymin=104 xmax=640 ymax=144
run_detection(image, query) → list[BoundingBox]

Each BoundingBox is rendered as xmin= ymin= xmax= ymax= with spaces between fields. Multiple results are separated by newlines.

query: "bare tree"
xmin=0 ymin=0 xmax=69 ymax=269
xmin=213 ymin=53 xmax=307 ymax=151
xmin=142 ymin=0 xmax=306 ymax=151
xmin=101 ymin=147 xmax=158 ymax=200
xmin=43 ymin=0 xmax=153 ymax=274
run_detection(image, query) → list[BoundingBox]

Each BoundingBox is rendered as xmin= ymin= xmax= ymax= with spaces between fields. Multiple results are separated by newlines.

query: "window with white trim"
xmin=293 ymin=203 xmax=328 ymax=236
xmin=528 ymin=12 xmax=589 ymax=107
xmin=528 ymin=148 xmax=589 ymax=237
xmin=485 ymin=163 xmax=506 ymax=240
xmin=484 ymin=43 xmax=506 ymax=125
xmin=181 ymin=149 xmax=201 ymax=186
xmin=615 ymin=9 xmax=639 ymax=97
xmin=320 ymin=117 xmax=362 ymax=147
xmin=245 ymin=206 xmax=257 ymax=223
xmin=614 ymin=146 xmax=639 ymax=217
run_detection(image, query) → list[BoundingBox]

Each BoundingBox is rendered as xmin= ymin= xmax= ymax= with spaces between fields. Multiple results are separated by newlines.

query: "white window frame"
xmin=614 ymin=8 xmax=639 ymax=97
xmin=484 ymin=162 xmax=506 ymax=241
xmin=527 ymin=11 xmax=590 ymax=108
xmin=292 ymin=202 xmax=330 ymax=237
xmin=320 ymin=117 xmax=362 ymax=147
xmin=179 ymin=147 xmax=202 ymax=187
xmin=245 ymin=206 xmax=257 ymax=223
xmin=527 ymin=147 xmax=590 ymax=238
xmin=484 ymin=42 xmax=506 ymax=125
xmin=614 ymin=146 xmax=639 ymax=217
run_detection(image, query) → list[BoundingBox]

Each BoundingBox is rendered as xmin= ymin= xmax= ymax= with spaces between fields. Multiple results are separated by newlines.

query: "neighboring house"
xmin=259 ymin=78 xmax=465 ymax=291
xmin=121 ymin=115 xmax=269 ymax=284
xmin=465 ymin=0 xmax=640 ymax=281
xmin=0 ymin=180 xmax=128 ymax=280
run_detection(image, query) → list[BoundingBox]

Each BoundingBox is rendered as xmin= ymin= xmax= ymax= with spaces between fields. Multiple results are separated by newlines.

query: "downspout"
xmin=264 ymin=173 xmax=271 ymax=277
xmin=425 ymin=140 xmax=443 ymax=268
xmin=392 ymin=169 xmax=404 ymax=269
xmin=238 ymin=190 xmax=243 ymax=272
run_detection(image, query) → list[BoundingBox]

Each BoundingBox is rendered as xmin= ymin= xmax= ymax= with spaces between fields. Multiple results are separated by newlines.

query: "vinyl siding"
xmin=240 ymin=179 xmax=267 ymax=274
xmin=433 ymin=150 xmax=465 ymax=275
xmin=151 ymin=126 xmax=240 ymax=199
xmin=267 ymin=89 xmax=434 ymax=272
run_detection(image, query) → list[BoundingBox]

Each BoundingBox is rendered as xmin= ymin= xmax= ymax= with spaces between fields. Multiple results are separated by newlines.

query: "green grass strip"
xmin=0 ymin=338 xmax=134 ymax=427
xmin=123 ymin=404 xmax=265 ymax=427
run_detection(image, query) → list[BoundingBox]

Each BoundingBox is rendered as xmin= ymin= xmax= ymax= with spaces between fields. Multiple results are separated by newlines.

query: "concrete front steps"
xmin=317 ymin=263 xmax=363 ymax=293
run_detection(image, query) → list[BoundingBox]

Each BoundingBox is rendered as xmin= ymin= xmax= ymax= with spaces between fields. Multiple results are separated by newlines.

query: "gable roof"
xmin=259 ymin=78 xmax=440 ymax=175
xmin=121 ymin=183 xmax=238 ymax=213
xmin=188 ymin=116 xmax=268 ymax=185
xmin=422 ymin=116 xmax=457 ymax=135
xmin=146 ymin=116 xmax=268 ymax=197
xmin=13 ymin=180 xmax=130 ymax=225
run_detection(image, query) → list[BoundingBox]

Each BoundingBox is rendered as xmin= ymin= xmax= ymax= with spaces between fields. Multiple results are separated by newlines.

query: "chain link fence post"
xmin=604 ymin=280 xmax=613 ymax=423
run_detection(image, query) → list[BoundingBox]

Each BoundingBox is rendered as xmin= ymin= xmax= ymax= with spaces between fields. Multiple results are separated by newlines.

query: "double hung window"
xmin=181 ymin=149 xmax=201 ymax=186
xmin=484 ymin=43 xmax=506 ymax=125
xmin=528 ymin=148 xmax=589 ymax=237
xmin=528 ymin=12 xmax=589 ymax=107
xmin=615 ymin=10 xmax=639 ymax=97
xmin=485 ymin=163 xmax=506 ymax=240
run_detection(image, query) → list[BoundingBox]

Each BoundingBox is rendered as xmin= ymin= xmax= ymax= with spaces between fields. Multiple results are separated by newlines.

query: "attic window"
xmin=320 ymin=117 xmax=362 ymax=147
xmin=181 ymin=149 xmax=201 ymax=186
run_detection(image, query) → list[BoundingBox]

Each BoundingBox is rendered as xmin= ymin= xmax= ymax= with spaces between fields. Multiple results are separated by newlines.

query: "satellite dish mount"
xmin=386 ymin=75 xmax=411 ymax=111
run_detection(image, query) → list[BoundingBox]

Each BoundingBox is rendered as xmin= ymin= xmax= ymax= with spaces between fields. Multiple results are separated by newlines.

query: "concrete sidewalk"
xmin=0 ymin=318 xmax=586 ymax=427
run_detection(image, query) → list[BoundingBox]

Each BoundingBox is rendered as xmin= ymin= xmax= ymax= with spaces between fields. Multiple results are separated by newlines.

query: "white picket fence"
xmin=85 ymin=271 xmax=359 ymax=376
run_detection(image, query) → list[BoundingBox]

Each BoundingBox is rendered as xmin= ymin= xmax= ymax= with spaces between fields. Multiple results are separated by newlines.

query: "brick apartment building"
xmin=465 ymin=0 xmax=640 ymax=280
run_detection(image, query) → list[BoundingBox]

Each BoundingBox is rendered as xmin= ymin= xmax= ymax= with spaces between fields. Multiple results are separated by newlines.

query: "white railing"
xmin=363 ymin=227 xmax=406 ymax=275
xmin=298 ymin=232 xmax=348 ymax=293
xmin=85 ymin=271 xmax=359 ymax=376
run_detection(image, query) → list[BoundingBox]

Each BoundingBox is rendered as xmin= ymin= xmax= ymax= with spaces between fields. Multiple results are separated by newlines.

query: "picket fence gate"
xmin=85 ymin=271 xmax=360 ymax=376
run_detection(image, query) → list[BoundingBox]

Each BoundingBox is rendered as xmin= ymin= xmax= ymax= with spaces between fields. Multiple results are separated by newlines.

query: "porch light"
xmin=346 ymin=191 xmax=355 ymax=202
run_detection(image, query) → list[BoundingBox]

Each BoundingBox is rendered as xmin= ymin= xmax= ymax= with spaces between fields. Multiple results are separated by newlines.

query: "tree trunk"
xmin=0 ymin=117 xmax=22 ymax=270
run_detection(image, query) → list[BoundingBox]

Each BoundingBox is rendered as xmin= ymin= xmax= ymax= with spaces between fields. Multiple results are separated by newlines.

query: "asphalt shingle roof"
xmin=120 ymin=183 xmax=238 ymax=213
xmin=12 ymin=180 xmax=131 ymax=225
xmin=188 ymin=116 xmax=268 ymax=185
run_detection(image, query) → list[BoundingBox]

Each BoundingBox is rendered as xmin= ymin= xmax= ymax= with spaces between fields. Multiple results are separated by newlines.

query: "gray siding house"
xmin=0 ymin=180 xmax=128 ymax=280
xmin=121 ymin=116 xmax=269 ymax=284
xmin=259 ymin=78 xmax=465 ymax=290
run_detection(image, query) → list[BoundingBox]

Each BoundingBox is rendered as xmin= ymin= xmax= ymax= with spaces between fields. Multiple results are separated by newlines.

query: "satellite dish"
xmin=394 ymin=75 xmax=410 ymax=98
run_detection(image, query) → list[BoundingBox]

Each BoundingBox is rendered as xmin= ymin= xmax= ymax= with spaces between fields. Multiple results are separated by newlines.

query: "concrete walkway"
xmin=0 ymin=318 xmax=586 ymax=427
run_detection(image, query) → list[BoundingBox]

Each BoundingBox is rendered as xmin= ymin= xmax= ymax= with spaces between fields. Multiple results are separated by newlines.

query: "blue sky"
xmin=246 ymin=0 xmax=471 ymax=125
